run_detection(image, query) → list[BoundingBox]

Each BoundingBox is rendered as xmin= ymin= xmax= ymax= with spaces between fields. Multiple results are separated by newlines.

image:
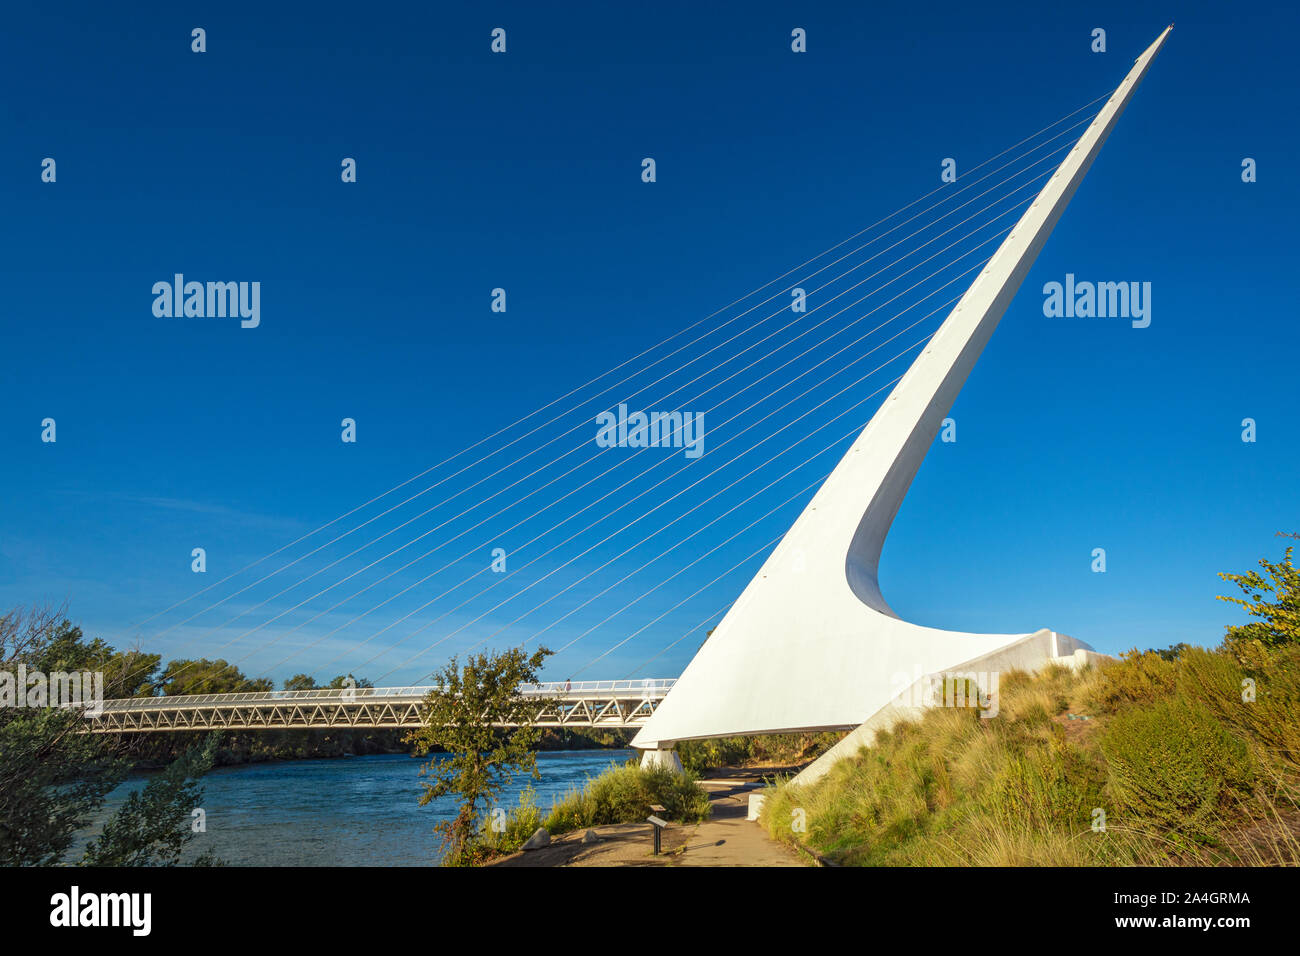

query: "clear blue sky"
xmin=2 ymin=1 xmax=1295 ymax=687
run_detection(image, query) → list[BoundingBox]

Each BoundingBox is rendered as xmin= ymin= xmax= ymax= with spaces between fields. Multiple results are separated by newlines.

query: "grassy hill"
xmin=759 ymin=641 xmax=1300 ymax=865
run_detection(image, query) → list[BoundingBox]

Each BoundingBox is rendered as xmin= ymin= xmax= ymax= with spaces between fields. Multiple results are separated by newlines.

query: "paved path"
xmin=492 ymin=766 xmax=807 ymax=867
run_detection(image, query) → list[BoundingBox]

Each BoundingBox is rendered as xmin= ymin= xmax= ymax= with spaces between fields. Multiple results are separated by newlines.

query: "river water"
xmin=82 ymin=750 xmax=634 ymax=866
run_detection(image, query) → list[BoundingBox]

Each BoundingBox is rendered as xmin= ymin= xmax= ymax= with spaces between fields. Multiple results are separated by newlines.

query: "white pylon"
xmin=632 ymin=27 xmax=1173 ymax=767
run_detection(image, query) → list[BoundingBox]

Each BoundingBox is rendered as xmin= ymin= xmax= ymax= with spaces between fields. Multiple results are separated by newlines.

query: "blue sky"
xmin=2 ymin=1 xmax=1295 ymax=687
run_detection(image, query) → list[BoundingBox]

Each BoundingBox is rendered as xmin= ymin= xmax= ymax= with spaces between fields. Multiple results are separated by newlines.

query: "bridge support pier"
xmin=638 ymin=744 xmax=682 ymax=774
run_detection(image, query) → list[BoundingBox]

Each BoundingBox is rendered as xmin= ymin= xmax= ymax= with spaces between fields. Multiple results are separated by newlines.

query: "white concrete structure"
xmin=632 ymin=27 xmax=1172 ymax=771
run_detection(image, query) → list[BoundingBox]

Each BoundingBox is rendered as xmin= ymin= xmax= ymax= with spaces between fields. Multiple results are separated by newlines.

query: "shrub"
xmin=1083 ymin=649 xmax=1178 ymax=715
xmin=1099 ymin=698 xmax=1255 ymax=841
xmin=676 ymin=732 xmax=844 ymax=773
xmin=1180 ymin=644 xmax=1300 ymax=773
xmin=480 ymin=786 xmax=544 ymax=855
xmin=1217 ymin=545 xmax=1300 ymax=657
xmin=677 ymin=737 xmax=753 ymax=774
xmin=484 ymin=761 xmax=712 ymax=856
xmin=543 ymin=761 xmax=711 ymax=833
xmin=980 ymin=729 xmax=1103 ymax=835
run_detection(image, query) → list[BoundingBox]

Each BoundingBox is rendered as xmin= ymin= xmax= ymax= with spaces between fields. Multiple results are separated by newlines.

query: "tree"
xmin=283 ymin=674 xmax=318 ymax=691
xmin=81 ymin=734 xmax=220 ymax=866
xmin=1217 ymin=542 xmax=1300 ymax=660
xmin=0 ymin=605 xmax=219 ymax=866
xmin=327 ymin=673 xmax=373 ymax=690
xmin=1 ymin=607 xmax=124 ymax=865
xmin=0 ymin=705 xmax=121 ymax=865
xmin=4 ymin=610 xmax=160 ymax=699
xmin=102 ymin=648 xmax=163 ymax=698
xmin=407 ymin=646 xmax=552 ymax=866
xmin=157 ymin=658 xmax=273 ymax=696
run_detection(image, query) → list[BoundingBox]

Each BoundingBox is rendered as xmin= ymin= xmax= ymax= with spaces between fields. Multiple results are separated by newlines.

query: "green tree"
xmin=1 ymin=607 xmax=124 ymax=864
xmin=0 ymin=605 xmax=219 ymax=866
xmin=407 ymin=646 xmax=552 ymax=866
xmin=14 ymin=615 xmax=159 ymax=698
xmin=1217 ymin=542 xmax=1300 ymax=659
xmin=0 ymin=705 xmax=122 ymax=865
xmin=158 ymin=658 xmax=273 ymax=696
xmin=327 ymin=673 xmax=373 ymax=689
xmin=103 ymin=648 xmax=163 ymax=697
xmin=81 ymin=734 xmax=221 ymax=866
xmin=283 ymin=674 xmax=318 ymax=691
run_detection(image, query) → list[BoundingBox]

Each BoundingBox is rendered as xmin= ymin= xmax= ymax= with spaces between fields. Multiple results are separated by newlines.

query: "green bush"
xmin=979 ymin=730 xmax=1104 ymax=835
xmin=1100 ymin=698 xmax=1255 ymax=841
xmin=480 ymin=786 xmax=544 ymax=855
xmin=676 ymin=732 xmax=844 ymax=774
xmin=484 ymin=761 xmax=712 ymax=856
xmin=1180 ymin=644 xmax=1300 ymax=773
xmin=677 ymin=737 xmax=753 ymax=774
xmin=1084 ymin=649 xmax=1178 ymax=716
xmin=543 ymin=761 xmax=711 ymax=833
xmin=1217 ymin=545 xmax=1300 ymax=656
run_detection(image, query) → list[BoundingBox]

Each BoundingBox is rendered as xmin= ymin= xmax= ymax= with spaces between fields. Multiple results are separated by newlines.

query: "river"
xmin=80 ymin=750 xmax=634 ymax=866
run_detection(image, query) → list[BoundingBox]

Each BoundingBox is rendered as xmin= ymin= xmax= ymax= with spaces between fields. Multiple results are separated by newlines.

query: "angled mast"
xmin=632 ymin=27 xmax=1173 ymax=758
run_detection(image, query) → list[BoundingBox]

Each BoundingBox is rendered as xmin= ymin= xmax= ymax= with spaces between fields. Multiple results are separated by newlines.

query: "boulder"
xmin=521 ymin=827 xmax=550 ymax=851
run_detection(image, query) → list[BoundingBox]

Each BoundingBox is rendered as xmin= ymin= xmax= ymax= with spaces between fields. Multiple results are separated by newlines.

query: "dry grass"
xmin=760 ymin=647 xmax=1300 ymax=866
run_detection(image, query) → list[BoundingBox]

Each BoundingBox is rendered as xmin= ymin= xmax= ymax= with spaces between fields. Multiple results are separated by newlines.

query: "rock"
xmin=582 ymin=829 xmax=600 ymax=844
xmin=521 ymin=827 xmax=550 ymax=851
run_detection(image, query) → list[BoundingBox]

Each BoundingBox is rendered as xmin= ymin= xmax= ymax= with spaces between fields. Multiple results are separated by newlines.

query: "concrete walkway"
xmin=491 ymin=766 xmax=807 ymax=867
xmin=667 ymin=768 xmax=807 ymax=866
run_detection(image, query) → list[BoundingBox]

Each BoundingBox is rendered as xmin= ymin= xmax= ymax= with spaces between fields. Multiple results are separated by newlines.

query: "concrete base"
xmin=746 ymin=792 xmax=766 ymax=822
xmin=638 ymin=746 xmax=683 ymax=774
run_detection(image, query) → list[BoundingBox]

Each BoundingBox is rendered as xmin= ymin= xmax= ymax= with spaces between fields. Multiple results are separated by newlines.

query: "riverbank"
xmin=491 ymin=766 xmax=807 ymax=866
xmin=118 ymin=726 xmax=633 ymax=770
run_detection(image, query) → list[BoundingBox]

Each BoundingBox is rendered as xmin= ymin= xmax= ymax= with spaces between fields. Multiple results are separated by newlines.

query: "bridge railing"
xmin=97 ymin=679 xmax=676 ymax=711
xmin=520 ymin=679 xmax=676 ymax=696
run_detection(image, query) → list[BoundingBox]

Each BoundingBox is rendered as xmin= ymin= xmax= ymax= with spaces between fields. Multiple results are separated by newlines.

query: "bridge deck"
xmin=90 ymin=680 xmax=675 ymax=733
